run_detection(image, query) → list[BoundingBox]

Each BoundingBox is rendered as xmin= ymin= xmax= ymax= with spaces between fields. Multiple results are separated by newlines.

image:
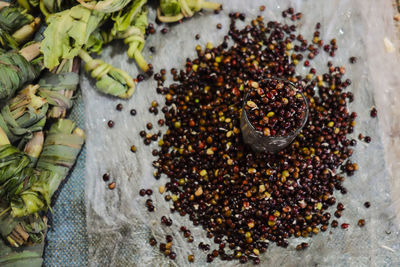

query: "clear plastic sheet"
xmin=84 ymin=0 xmax=400 ymax=266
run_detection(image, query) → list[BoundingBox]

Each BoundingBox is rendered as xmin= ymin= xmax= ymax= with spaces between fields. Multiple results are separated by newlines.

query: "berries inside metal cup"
xmin=241 ymin=78 xmax=308 ymax=153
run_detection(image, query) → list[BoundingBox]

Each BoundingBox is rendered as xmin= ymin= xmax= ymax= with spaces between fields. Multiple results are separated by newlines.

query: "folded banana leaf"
xmin=38 ymin=73 xmax=78 ymax=118
xmin=2 ymin=214 xmax=47 ymax=248
xmin=0 ymin=143 xmax=39 ymax=204
xmin=158 ymin=0 xmax=221 ymax=23
xmin=9 ymin=170 xmax=49 ymax=218
xmin=0 ymin=117 xmax=55 ymax=251
xmin=0 ymin=125 xmax=44 ymax=220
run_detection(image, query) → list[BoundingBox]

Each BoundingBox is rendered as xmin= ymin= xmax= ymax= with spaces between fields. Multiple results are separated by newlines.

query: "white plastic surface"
xmin=83 ymin=1 xmax=400 ymax=266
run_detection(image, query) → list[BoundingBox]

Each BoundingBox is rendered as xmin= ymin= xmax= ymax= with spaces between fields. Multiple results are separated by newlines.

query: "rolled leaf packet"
xmin=0 ymin=45 xmax=42 ymax=102
xmin=0 ymin=144 xmax=33 ymax=202
xmin=9 ymin=119 xmax=85 ymax=218
xmin=0 ymin=4 xmax=41 ymax=46
xmin=85 ymin=0 xmax=149 ymax=71
xmin=40 ymin=5 xmax=107 ymax=70
xmin=0 ymin=84 xmax=48 ymax=149
xmin=77 ymin=0 xmax=132 ymax=13
xmin=79 ymin=49 xmax=135 ymax=98
xmin=158 ymin=0 xmax=222 ymax=23
xmin=0 ymin=129 xmax=46 ymax=248
xmin=111 ymin=0 xmax=149 ymax=71
xmin=38 ymin=57 xmax=80 ymax=118
xmin=1 ymin=212 xmax=47 ymax=248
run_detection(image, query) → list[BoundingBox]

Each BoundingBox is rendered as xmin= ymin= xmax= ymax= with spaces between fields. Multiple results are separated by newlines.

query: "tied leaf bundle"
xmin=0 ymin=4 xmax=32 ymax=33
xmin=0 ymin=193 xmax=47 ymax=249
xmin=0 ymin=45 xmax=42 ymax=102
xmin=158 ymin=0 xmax=222 ymax=23
xmin=0 ymin=84 xmax=48 ymax=149
xmin=0 ymin=128 xmax=43 ymax=213
xmin=35 ymin=119 xmax=85 ymax=199
xmin=40 ymin=5 xmax=107 ymax=70
xmin=9 ymin=170 xmax=50 ymax=218
xmin=77 ymin=0 xmax=132 ymax=13
xmin=0 ymin=119 xmax=84 ymax=248
xmin=111 ymin=0 xmax=148 ymax=71
xmin=5 ymin=214 xmax=47 ymax=248
xmin=79 ymin=49 xmax=135 ymax=98
xmin=0 ymin=56 xmax=80 ymax=148
xmin=0 ymin=116 xmax=46 ymax=249
xmin=38 ymin=57 xmax=80 ymax=118
xmin=87 ymin=0 xmax=149 ymax=71
xmin=0 ymin=3 xmax=41 ymax=48
xmin=0 ymin=145 xmax=33 ymax=202
xmin=0 ymin=119 xmax=84 ymax=219
xmin=0 ymin=228 xmax=43 ymax=265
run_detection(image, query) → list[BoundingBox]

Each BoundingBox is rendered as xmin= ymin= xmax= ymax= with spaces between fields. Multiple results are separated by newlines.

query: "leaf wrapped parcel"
xmin=0 ymin=5 xmax=33 ymax=33
xmin=79 ymin=49 xmax=135 ymax=98
xmin=77 ymin=0 xmax=132 ymax=13
xmin=38 ymin=58 xmax=80 ymax=118
xmin=0 ymin=127 xmax=43 ymax=205
xmin=0 ymin=185 xmax=47 ymax=248
xmin=0 ymin=84 xmax=48 ymax=149
xmin=0 ymin=4 xmax=41 ymax=47
xmin=0 ymin=49 xmax=41 ymax=102
xmin=87 ymin=0 xmax=149 ymax=71
xmin=0 ymin=144 xmax=33 ymax=202
xmin=0 ymin=130 xmax=44 ymax=248
xmin=158 ymin=0 xmax=222 ymax=23
xmin=2 ymin=214 xmax=47 ymax=248
xmin=0 ymin=232 xmax=43 ymax=266
xmin=40 ymin=5 xmax=107 ymax=70
xmin=112 ymin=0 xmax=148 ymax=71
xmin=8 ymin=120 xmax=85 ymax=218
